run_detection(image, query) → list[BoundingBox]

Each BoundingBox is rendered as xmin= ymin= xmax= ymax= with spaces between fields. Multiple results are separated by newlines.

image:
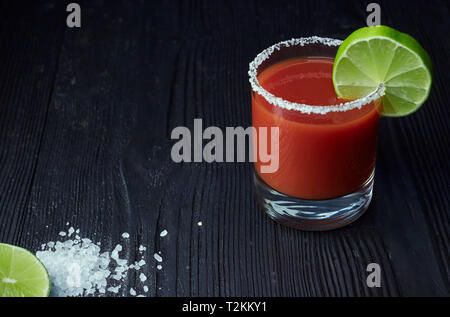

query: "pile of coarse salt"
xmin=36 ymin=226 xmax=149 ymax=297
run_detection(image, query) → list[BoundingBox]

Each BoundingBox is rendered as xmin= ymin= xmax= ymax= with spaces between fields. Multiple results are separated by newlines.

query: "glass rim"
xmin=248 ymin=36 xmax=385 ymax=115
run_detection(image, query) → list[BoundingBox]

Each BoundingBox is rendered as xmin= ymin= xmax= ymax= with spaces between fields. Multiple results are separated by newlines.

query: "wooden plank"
xmin=0 ymin=0 xmax=448 ymax=297
xmin=0 ymin=2 xmax=65 ymax=245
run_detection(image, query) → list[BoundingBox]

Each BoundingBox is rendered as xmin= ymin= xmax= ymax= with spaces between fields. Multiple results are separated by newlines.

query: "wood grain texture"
xmin=0 ymin=0 xmax=448 ymax=297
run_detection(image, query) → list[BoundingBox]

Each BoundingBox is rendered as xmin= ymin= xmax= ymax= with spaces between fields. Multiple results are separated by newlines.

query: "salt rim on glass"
xmin=248 ymin=36 xmax=385 ymax=115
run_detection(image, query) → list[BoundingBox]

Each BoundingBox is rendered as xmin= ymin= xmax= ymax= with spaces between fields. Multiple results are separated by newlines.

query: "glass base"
xmin=254 ymin=171 xmax=374 ymax=231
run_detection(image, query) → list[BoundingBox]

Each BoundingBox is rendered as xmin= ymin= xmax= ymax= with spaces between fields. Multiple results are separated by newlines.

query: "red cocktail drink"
xmin=253 ymin=57 xmax=380 ymax=200
xmin=249 ymin=37 xmax=384 ymax=230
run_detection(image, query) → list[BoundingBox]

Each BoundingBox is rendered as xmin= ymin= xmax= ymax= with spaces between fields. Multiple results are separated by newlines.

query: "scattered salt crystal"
xmin=59 ymin=231 xmax=67 ymax=236
xmin=115 ymin=266 xmax=126 ymax=273
xmin=157 ymin=265 xmax=162 ymax=270
xmin=107 ymin=285 xmax=121 ymax=293
xmin=122 ymin=232 xmax=130 ymax=239
xmin=138 ymin=259 xmax=146 ymax=266
xmin=197 ymin=221 xmax=202 ymax=226
xmin=111 ymin=244 xmax=123 ymax=263
xmin=139 ymin=273 xmax=147 ymax=282
xmin=113 ymin=244 xmax=122 ymax=253
xmin=160 ymin=230 xmax=168 ymax=237
xmin=112 ymin=274 xmax=122 ymax=281
xmin=130 ymin=288 xmax=136 ymax=296
xmin=153 ymin=253 xmax=162 ymax=263
xmin=36 ymin=228 xmax=149 ymax=297
xmin=37 ymin=233 xmax=111 ymax=297
xmin=66 ymin=222 xmax=69 ymax=226
xmin=139 ymin=245 xmax=146 ymax=252
xmin=143 ymin=286 xmax=148 ymax=292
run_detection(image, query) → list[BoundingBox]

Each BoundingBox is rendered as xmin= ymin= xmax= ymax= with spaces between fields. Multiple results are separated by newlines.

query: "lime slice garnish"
xmin=0 ymin=243 xmax=50 ymax=297
xmin=333 ymin=25 xmax=432 ymax=116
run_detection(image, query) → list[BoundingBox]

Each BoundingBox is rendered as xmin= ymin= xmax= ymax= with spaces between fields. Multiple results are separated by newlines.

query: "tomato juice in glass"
xmin=249 ymin=37 xmax=384 ymax=230
xmin=253 ymin=57 xmax=380 ymax=200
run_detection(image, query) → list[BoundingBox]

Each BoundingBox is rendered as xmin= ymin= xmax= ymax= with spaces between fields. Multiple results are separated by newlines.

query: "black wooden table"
xmin=0 ymin=0 xmax=448 ymax=297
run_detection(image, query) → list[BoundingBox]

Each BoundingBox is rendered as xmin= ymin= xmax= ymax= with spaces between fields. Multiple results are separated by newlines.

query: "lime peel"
xmin=333 ymin=25 xmax=432 ymax=117
xmin=0 ymin=243 xmax=51 ymax=297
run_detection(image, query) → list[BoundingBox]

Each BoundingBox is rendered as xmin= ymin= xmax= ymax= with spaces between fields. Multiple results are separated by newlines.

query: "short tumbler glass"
xmin=249 ymin=37 xmax=384 ymax=230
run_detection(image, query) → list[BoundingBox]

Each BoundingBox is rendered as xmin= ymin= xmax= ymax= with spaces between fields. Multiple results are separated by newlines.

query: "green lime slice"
xmin=0 ymin=243 xmax=50 ymax=297
xmin=333 ymin=25 xmax=432 ymax=117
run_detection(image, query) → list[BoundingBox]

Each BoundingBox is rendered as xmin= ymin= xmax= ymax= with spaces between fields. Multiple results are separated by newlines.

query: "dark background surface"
xmin=0 ymin=0 xmax=448 ymax=297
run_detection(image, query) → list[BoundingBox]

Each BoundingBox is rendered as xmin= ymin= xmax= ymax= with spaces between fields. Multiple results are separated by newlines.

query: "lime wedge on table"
xmin=333 ymin=25 xmax=432 ymax=116
xmin=0 ymin=243 xmax=50 ymax=297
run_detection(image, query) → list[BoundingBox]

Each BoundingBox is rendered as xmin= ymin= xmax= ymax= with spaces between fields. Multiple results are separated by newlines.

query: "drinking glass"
xmin=249 ymin=37 xmax=384 ymax=230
